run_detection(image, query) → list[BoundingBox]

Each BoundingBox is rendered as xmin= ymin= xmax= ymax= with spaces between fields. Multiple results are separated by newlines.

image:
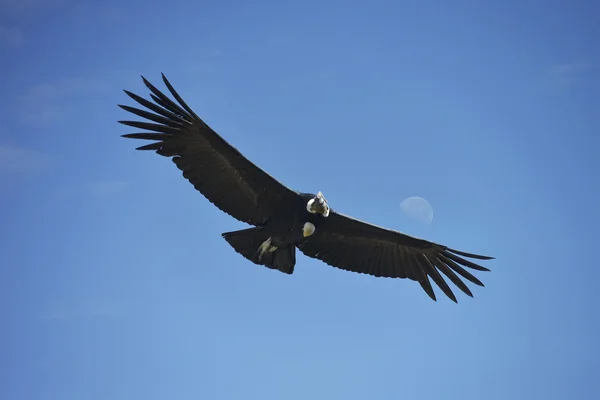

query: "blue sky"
xmin=1 ymin=0 xmax=599 ymax=399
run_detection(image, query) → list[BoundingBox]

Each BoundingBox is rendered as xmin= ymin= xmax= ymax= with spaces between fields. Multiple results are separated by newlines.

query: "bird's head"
xmin=306 ymin=191 xmax=330 ymax=217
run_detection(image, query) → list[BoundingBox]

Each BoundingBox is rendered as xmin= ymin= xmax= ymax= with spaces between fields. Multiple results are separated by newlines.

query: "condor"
xmin=118 ymin=74 xmax=494 ymax=303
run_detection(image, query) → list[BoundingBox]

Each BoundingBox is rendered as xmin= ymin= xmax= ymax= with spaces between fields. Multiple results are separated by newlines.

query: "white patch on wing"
xmin=302 ymin=222 xmax=316 ymax=237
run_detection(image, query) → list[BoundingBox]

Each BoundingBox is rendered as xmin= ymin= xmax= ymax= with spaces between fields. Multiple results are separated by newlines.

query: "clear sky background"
xmin=1 ymin=1 xmax=599 ymax=399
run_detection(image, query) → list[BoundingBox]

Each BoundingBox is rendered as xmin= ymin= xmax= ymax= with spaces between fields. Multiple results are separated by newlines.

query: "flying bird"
xmin=118 ymin=74 xmax=494 ymax=302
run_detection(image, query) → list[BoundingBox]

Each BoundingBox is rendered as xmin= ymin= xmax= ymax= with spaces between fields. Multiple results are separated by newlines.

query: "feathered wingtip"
xmin=449 ymin=247 xmax=495 ymax=261
xmin=417 ymin=247 xmax=494 ymax=304
xmin=117 ymin=73 xmax=201 ymax=152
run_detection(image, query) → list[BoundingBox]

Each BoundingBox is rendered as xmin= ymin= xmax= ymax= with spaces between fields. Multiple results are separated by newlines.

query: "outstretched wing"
xmin=119 ymin=74 xmax=298 ymax=226
xmin=298 ymin=211 xmax=494 ymax=302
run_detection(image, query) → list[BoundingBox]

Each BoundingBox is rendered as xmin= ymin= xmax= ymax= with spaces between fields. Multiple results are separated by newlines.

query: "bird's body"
xmin=119 ymin=74 xmax=495 ymax=303
xmin=223 ymin=192 xmax=325 ymax=274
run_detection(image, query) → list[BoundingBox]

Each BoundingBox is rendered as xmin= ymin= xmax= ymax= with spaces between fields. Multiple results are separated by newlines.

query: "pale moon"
xmin=400 ymin=196 xmax=434 ymax=224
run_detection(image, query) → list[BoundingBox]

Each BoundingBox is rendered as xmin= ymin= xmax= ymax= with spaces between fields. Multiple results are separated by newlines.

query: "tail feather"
xmin=222 ymin=227 xmax=296 ymax=274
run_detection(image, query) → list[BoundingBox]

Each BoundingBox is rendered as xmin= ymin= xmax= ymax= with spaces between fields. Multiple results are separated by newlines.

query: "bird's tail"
xmin=222 ymin=227 xmax=296 ymax=274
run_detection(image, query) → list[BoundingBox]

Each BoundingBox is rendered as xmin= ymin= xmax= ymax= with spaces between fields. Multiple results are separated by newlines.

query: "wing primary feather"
xmin=118 ymin=120 xmax=180 ymax=135
xmin=437 ymin=254 xmax=485 ymax=287
xmin=419 ymin=254 xmax=457 ymax=303
xmin=141 ymin=75 xmax=175 ymax=104
xmin=444 ymin=251 xmax=491 ymax=272
xmin=135 ymin=143 xmax=163 ymax=151
xmin=418 ymin=275 xmax=437 ymax=302
xmin=429 ymin=256 xmax=474 ymax=298
xmin=406 ymin=251 xmax=428 ymax=283
xmin=142 ymin=76 xmax=192 ymax=120
xmin=118 ymin=104 xmax=184 ymax=127
xmin=121 ymin=133 xmax=170 ymax=141
xmin=406 ymin=252 xmax=436 ymax=300
xmin=149 ymin=94 xmax=189 ymax=119
xmin=123 ymin=90 xmax=184 ymax=121
xmin=161 ymin=73 xmax=202 ymax=121
xmin=447 ymin=247 xmax=494 ymax=260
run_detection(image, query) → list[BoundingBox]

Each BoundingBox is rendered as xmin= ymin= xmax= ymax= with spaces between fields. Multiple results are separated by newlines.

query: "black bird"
xmin=118 ymin=74 xmax=494 ymax=303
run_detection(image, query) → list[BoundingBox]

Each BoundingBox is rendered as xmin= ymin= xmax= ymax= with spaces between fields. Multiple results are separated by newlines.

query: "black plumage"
xmin=119 ymin=73 xmax=494 ymax=302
